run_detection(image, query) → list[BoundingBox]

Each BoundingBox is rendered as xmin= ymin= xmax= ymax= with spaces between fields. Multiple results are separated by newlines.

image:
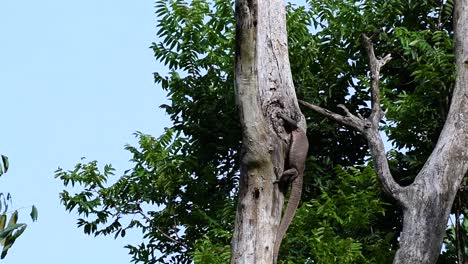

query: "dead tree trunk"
xmin=230 ymin=0 xmax=307 ymax=263
xmin=300 ymin=0 xmax=468 ymax=262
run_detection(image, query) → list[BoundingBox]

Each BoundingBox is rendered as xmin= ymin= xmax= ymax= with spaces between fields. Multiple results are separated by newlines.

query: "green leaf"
xmin=0 ymin=155 xmax=8 ymax=176
xmin=0 ymin=224 xmax=26 ymax=259
xmin=7 ymin=211 xmax=18 ymax=227
xmin=1 ymin=156 xmax=8 ymax=174
xmin=409 ymin=40 xmax=420 ymax=46
xmin=0 ymin=223 xmax=25 ymax=240
xmin=30 ymin=206 xmax=38 ymax=222
xmin=0 ymin=215 xmax=5 ymax=231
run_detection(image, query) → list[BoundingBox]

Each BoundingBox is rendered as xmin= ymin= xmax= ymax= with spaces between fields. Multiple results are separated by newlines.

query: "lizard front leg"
xmin=279 ymin=168 xmax=299 ymax=183
xmin=275 ymin=168 xmax=298 ymax=191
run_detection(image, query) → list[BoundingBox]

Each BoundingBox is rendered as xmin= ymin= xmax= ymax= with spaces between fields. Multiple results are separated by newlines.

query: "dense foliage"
xmin=265 ymin=166 xmax=392 ymax=264
xmin=56 ymin=0 xmax=466 ymax=263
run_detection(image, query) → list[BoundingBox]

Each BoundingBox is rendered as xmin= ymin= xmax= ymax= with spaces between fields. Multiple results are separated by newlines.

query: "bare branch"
xmin=299 ymin=36 xmax=406 ymax=202
xmin=362 ymin=34 xmax=392 ymax=127
xmin=362 ymin=35 xmax=404 ymax=201
xmin=380 ymin=54 xmax=392 ymax=66
xmin=365 ymin=129 xmax=404 ymax=200
xmin=300 ymin=100 xmax=404 ymax=200
xmin=299 ymin=100 xmax=367 ymax=132
xmin=336 ymin=104 xmax=352 ymax=116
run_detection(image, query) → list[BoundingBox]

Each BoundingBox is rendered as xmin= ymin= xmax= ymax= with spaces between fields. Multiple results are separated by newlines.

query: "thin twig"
xmin=137 ymin=208 xmax=188 ymax=249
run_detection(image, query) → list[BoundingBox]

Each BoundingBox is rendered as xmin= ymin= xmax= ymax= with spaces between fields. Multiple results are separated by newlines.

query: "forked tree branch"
xmin=362 ymin=34 xmax=392 ymax=127
xmin=298 ymin=100 xmax=369 ymax=132
xmin=300 ymin=35 xmax=404 ymax=202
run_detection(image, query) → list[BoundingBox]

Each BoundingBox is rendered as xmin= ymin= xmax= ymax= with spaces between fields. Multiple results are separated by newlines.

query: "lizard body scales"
xmin=273 ymin=113 xmax=309 ymax=263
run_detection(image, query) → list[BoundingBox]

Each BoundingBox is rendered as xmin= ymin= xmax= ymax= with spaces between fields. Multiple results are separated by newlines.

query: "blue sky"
xmin=0 ymin=1 xmax=169 ymax=263
xmin=0 ymin=1 xmax=307 ymax=263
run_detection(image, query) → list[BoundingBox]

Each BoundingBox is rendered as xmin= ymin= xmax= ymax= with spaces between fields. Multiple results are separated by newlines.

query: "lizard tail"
xmin=272 ymin=180 xmax=303 ymax=264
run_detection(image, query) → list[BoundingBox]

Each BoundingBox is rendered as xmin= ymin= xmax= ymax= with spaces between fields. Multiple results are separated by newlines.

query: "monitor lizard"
xmin=273 ymin=113 xmax=309 ymax=263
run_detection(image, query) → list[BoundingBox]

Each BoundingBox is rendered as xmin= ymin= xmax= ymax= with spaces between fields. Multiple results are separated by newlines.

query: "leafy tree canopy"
xmin=56 ymin=0 xmax=461 ymax=263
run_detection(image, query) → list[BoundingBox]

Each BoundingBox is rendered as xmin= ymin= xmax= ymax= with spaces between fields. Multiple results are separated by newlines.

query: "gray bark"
xmin=230 ymin=0 xmax=306 ymax=263
xmin=392 ymin=1 xmax=468 ymax=262
xmin=300 ymin=0 xmax=468 ymax=262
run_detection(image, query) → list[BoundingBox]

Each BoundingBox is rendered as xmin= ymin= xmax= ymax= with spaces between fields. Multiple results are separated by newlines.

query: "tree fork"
xmin=300 ymin=1 xmax=468 ymax=261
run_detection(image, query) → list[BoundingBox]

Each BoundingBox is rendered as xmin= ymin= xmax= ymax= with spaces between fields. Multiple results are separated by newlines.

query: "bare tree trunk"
xmin=300 ymin=0 xmax=468 ymax=263
xmin=392 ymin=1 xmax=468 ymax=262
xmin=230 ymin=0 xmax=306 ymax=263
